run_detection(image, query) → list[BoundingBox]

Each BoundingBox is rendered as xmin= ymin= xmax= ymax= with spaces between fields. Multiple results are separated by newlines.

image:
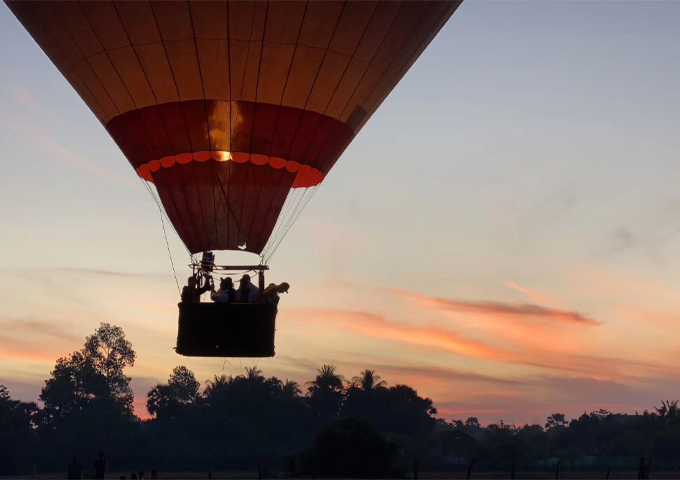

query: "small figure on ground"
xmin=139 ymin=471 xmax=145 ymax=479
xmin=181 ymin=272 xmax=212 ymax=303
xmin=93 ymin=451 xmax=106 ymax=480
xmin=67 ymin=454 xmax=83 ymax=479
xmin=235 ymin=274 xmax=259 ymax=302
xmin=261 ymin=282 xmax=290 ymax=305
xmin=638 ymin=457 xmax=646 ymax=480
xmin=211 ymin=277 xmax=235 ymax=304
xmin=150 ymin=470 xmax=159 ymax=480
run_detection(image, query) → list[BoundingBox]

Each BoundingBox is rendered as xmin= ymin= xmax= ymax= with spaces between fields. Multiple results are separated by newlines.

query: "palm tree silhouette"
xmin=282 ymin=380 xmax=302 ymax=399
xmin=351 ymin=370 xmax=387 ymax=390
xmin=204 ymin=374 xmax=232 ymax=398
xmin=306 ymin=364 xmax=344 ymax=393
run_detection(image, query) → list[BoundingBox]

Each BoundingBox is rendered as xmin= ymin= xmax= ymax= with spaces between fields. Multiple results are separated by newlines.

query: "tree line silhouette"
xmin=1 ymin=323 xmax=679 ymax=477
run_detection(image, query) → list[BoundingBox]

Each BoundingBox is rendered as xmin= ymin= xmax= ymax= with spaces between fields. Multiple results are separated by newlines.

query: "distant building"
xmin=429 ymin=428 xmax=481 ymax=466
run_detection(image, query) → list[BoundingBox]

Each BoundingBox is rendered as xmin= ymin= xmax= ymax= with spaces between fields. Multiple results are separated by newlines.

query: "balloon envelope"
xmin=7 ymin=0 xmax=461 ymax=254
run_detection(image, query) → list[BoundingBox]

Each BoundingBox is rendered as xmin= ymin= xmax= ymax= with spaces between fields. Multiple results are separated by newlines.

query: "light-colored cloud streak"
xmin=391 ymin=289 xmax=600 ymax=326
xmin=288 ymin=306 xmax=674 ymax=382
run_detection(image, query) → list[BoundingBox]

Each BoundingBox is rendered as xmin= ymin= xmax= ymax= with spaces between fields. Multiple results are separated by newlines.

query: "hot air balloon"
xmin=6 ymin=0 xmax=462 ymax=357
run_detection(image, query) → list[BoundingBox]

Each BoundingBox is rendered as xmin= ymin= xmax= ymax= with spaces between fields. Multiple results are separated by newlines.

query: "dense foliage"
xmin=1 ymin=324 xmax=680 ymax=477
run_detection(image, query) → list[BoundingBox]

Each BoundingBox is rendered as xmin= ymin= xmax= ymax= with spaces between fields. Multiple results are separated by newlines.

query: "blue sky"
xmin=1 ymin=1 xmax=680 ymax=424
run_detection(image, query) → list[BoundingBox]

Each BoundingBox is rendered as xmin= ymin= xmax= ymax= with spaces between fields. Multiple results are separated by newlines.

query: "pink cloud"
xmin=391 ymin=289 xmax=600 ymax=326
xmin=4 ymin=86 xmax=137 ymax=188
xmin=12 ymin=86 xmax=42 ymax=114
xmin=287 ymin=306 xmax=674 ymax=382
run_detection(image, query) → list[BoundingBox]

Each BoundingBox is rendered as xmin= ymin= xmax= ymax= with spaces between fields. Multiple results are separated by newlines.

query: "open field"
xmin=4 ymin=472 xmax=680 ymax=479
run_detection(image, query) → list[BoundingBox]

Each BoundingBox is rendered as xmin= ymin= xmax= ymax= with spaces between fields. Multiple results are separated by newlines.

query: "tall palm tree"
xmin=306 ymin=364 xmax=344 ymax=393
xmin=245 ymin=366 xmax=264 ymax=381
xmin=282 ymin=379 xmax=301 ymax=398
xmin=351 ymin=370 xmax=387 ymax=390
xmin=204 ymin=374 xmax=232 ymax=398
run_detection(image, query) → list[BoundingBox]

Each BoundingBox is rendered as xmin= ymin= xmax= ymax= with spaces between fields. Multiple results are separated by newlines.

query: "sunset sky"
xmin=2 ymin=1 xmax=680 ymax=426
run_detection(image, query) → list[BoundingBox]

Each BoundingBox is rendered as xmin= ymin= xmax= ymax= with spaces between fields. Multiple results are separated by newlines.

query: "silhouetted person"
xmin=130 ymin=474 xmax=137 ymax=480
xmin=93 ymin=451 xmax=106 ymax=479
xmin=211 ymin=277 xmax=235 ymax=304
xmin=235 ymin=274 xmax=258 ymax=302
xmin=181 ymin=273 xmax=212 ymax=303
xmin=67 ymin=454 xmax=83 ymax=479
xmin=138 ymin=471 xmax=145 ymax=479
xmin=638 ymin=457 xmax=646 ymax=480
xmin=261 ymin=282 xmax=290 ymax=305
xmin=150 ymin=470 xmax=158 ymax=480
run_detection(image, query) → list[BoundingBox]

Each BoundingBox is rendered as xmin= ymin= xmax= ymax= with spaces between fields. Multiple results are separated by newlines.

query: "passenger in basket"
xmin=181 ymin=273 xmax=212 ymax=303
xmin=211 ymin=277 xmax=235 ymax=304
xmin=261 ymin=282 xmax=290 ymax=305
xmin=235 ymin=274 xmax=259 ymax=302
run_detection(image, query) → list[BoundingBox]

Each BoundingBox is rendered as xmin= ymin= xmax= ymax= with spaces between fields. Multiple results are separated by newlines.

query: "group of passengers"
xmin=181 ymin=272 xmax=289 ymax=305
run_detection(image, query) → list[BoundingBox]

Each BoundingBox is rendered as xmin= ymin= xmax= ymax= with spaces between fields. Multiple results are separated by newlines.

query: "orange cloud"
xmin=390 ymin=289 xmax=600 ymax=326
xmin=3 ymin=86 xmax=136 ymax=188
xmin=30 ymin=128 xmax=137 ymax=188
xmin=287 ymin=307 xmax=674 ymax=382
xmin=290 ymin=308 xmax=514 ymax=362
xmin=12 ymin=86 xmax=42 ymax=114
xmin=504 ymin=281 xmax=558 ymax=305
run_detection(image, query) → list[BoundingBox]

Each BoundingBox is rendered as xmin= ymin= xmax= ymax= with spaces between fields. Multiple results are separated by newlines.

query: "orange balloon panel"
xmin=7 ymin=0 xmax=461 ymax=254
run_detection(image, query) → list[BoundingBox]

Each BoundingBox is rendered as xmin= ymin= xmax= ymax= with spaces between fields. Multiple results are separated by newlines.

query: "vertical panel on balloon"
xmin=114 ymin=1 xmax=160 ymax=45
xmin=153 ymin=166 xmax=203 ymax=254
xmin=226 ymin=161 xmax=250 ymax=249
xmin=248 ymin=168 xmax=297 ymax=254
xmin=207 ymin=101 xmax=232 ymax=154
xmin=163 ymin=40 xmax=205 ymax=102
xmin=371 ymin=2 xmax=431 ymax=74
xmin=238 ymin=163 xmax=270 ymax=251
xmin=327 ymin=1 xmax=379 ymax=57
xmin=191 ymin=160 xmax=224 ymax=250
xmin=230 ymin=101 xmax=255 ymax=154
xmin=157 ymin=102 xmax=192 ymax=155
xmin=353 ymin=1 xmax=402 ymax=64
xmin=182 ymin=101 xmax=212 ymax=154
xmin=49 ymin=2 xmax=102 ymax=57
xmin=324 ymin=57 xmax=368 ymax=121
xmin=107 ymin=46 xmax=157 ymax=109
xmin=339 ymin=65 xmax=381 ymax=124
xmin=287 ymin=111 xmax=322 ymax=163
xmin=280 ymin=45 xmax=326 ymax=110
xmin=383 ymin=2 xmax=447 ymax=81
xmin=151 ymin=1 xmax=193 ymax=42
xmin=251 ymin=103 xmax=279 ymax=155
xmin=238 ymin=3 xmax=268 ymax=103
xmin=305 ymin=50 xmax=351 ymax=115
xmin=269 ymin=107 xmax=304 ymax=159
xmin=212 ymin=162 xmax=238 ymax=250
xmin=88 ymin=51 xmax=136 ymax=114
xmin=133 ymin=42 xmax=180 ymax=104
xmin=138 ymin=107 xmax=174 ymax=162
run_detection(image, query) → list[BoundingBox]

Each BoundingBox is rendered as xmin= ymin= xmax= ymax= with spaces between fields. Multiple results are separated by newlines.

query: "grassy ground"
xmin=3 ymin=472 xmax=680 ymax=479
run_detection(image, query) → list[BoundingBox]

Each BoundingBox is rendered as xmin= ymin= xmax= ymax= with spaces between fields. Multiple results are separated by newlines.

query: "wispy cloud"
xmin=11 ymin=86 xmax=42 ymax=115
xmin=391 ymin=289 xmax=600 ymax=326
xmin=287 ymin=306 xmax=672 ymax=381
xmin=0 ymin=317 xmax=81 ymax=343
xmin=4 ymin=86 xmax=137 ymax=188
xmin=503 ymin=281 xmax=556 ymax=305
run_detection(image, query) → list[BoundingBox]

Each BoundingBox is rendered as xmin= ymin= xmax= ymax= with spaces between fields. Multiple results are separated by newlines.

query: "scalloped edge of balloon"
xmin=136 ymin=151 xmax=325 ymax=189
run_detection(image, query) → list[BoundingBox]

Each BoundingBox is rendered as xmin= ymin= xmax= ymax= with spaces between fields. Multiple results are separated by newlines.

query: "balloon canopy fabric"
xmin=7 ymin=0 xmax=461 ymax=255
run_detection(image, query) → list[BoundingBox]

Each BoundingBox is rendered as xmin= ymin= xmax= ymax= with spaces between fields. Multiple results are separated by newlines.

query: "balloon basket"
xmin=176 ymin=302 xmax=277 ymax=357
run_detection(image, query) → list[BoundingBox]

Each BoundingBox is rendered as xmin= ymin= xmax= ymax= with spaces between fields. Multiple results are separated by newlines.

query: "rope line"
xmin=157 ymin=197 xmax=181 ymax=297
